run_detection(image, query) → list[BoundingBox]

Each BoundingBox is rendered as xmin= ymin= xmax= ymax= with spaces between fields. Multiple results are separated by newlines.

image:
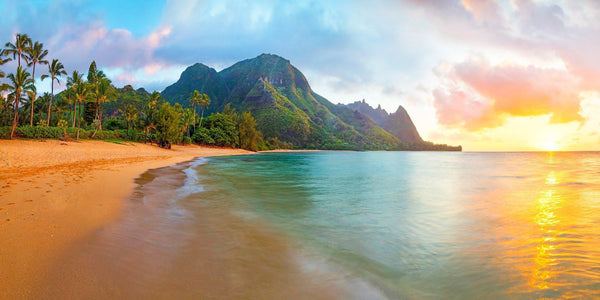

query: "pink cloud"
xmin=460 ymin=0 xmax=502 ymax=24
xmin=46 ymin=22 xmax=172 ymax=79
xmin=432 ymin=87 xmax=501 ymax=130
xmin=433 ymin=58 xmax=584 ymax=130
xmin=117 ymin=71 xmax=136 ymax=84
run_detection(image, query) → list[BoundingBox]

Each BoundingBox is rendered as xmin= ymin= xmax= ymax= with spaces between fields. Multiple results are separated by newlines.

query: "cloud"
xmin=48 ymin=23 xmax=171 ymax=72
xmin=433 ymin=57 xmax=584 ymax=130
xmin=0 ymin=0 xmax=173 ymax=91
xmin=401 ymin=0 xmax=600 ymax=134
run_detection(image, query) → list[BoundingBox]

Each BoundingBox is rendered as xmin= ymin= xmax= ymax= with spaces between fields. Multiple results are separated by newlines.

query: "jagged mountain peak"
xmin=347 ymin=100 xmax=422 ymax=143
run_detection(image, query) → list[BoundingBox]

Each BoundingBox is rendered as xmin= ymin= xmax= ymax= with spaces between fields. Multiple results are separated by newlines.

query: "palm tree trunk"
xmin=91 ymin=98 xmax=101 ymax=138
xmin=91 ymin=99 xmax=104 ymax=139
xmin=193 ymin=104 xmax=197 ymax=131
xmin=29 ymin=98 xmax=34 ymax=126
xmin=10 ymin=95 xmax=20 ymax=139
xmin=77 ymin=100 xmax=82 ymax=139
xmin=99 ymin=100 xmax=104 ymax=129
xmin=47 ymin=79 xmax=54 ymax=126
xmin=30 ymin=63 xmax=37 ymax=126
xmin=95 ymin=98 xmax=100 ymax=121
xmin=71 ymin=101 xmax=75 ymax=127
xmin=200 ymin=109 xmax=204 ymax=128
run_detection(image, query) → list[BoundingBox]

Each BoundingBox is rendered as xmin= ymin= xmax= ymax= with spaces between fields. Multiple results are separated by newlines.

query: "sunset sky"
xmin=2 ymin=0 xmax=599 ymax=151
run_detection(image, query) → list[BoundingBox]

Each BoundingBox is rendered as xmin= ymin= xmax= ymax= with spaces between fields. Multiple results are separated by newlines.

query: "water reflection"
xmin=530 ymin=170 xmax=561 ymax=291
xmin=33 ymin=152 xmax=600 ymax=299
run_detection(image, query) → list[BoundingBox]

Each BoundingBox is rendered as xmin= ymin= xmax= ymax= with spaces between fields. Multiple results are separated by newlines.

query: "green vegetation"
xmin=0 ymin=33 xmax=264 ymax=151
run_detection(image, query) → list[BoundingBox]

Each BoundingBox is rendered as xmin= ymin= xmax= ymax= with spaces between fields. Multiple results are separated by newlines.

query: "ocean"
xmin=39 ymin=151 xmax=600 ymax=299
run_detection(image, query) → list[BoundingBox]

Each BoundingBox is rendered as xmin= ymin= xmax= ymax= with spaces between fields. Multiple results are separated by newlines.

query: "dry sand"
xmin=0 ymin=139 xmax=251 ymax=298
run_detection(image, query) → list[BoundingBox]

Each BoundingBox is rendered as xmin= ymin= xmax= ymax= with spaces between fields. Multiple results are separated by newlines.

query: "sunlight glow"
xmin=540 ymin=140 xmax=560 ymax=152
xmin=530 ymin=170 xmax=562 ymax=291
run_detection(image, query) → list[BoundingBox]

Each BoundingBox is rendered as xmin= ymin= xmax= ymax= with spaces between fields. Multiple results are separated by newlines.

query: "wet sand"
xmin=32 ymin=160 xmax=350 ymax=299
xmin=0 ymin=140 xmax=251 ymax=298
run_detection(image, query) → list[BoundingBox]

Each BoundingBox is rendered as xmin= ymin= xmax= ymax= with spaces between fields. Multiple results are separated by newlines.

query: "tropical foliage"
xmin=0 ymin=33 xmax=266 ymax=151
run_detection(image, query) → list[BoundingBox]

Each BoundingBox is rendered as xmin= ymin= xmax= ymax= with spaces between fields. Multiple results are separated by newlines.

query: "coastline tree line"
xmin=0 ymin=33 xmax=264 ymax=151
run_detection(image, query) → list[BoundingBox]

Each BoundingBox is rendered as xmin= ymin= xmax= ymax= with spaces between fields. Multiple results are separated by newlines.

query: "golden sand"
xmin=0 ymin=140 xmax=251 ymax=298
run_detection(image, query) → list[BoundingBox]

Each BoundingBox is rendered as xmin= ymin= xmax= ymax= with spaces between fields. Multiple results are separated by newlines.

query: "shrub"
xmin=65 ymin=127 xmax=89 ymax=139
xmin=91 ymin=130 xmax=122 ymax=140
xmin=182 ymin=136 xmax=192 ymax=145
xmin=209 ymin=127 xmax=234 ymax=147
xmin=104 ymin=118 xmax=126 ymax=130
xmin=202 ymin=113 xmax=239 ymax=147
xmin=192 ymin=128 xmax=214 ymax=145
xmin=0 ymin=126 xmax=11 ymax=139
xmin=154 ymin=102 xmax=181 ymax=148
xmin=16 ymin=126 xmax=63 ymax=139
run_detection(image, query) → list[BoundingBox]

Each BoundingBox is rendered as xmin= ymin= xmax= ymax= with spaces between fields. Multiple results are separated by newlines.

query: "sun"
xmin=540 ymin=140 xmax=560 ymax=152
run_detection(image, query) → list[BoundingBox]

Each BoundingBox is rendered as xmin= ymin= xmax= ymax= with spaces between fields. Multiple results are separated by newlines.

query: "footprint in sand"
xmin=7 ymin=203 xmax=15 ymax=205
xmin=25 ymin=200 xmax=33 ymax=202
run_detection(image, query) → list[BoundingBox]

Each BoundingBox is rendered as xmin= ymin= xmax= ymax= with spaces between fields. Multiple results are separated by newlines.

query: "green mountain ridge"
xmin=346 ymin=99 xmax=423 ymax=143
xmin=160 ymin=53 xmax=460 ymax=151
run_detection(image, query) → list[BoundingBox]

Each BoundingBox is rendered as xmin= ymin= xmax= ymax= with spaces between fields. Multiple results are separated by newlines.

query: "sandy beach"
xmin=0 ymin=140 xmax=251 ymax=298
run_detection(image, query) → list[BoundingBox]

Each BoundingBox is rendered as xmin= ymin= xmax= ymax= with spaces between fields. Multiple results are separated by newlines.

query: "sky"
xmin=1 ymin=0 xmax=599 ymax=151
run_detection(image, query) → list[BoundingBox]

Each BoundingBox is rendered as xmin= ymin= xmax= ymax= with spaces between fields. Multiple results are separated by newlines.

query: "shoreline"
xmin=0 ymin=140 xmax=252 ymax=298
xmin=31 ymin=157 xmax=357 ymax=299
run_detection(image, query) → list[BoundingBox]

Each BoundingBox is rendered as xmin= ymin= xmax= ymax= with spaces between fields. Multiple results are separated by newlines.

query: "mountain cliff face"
xmin=161 ymin=54 xmax=400 ymax=149
xmin=161 ymin=53 xmax=457 ymax=150
xmin=161 ymin=63 xmax=229 ymax=111
xmin=347 ymin=99 xmax=423 ymax=143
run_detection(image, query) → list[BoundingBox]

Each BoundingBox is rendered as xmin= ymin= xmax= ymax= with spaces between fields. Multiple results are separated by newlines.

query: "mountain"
xmin=161 ymin=54 xmax=400 ymax=149
xmin=161 ymin=53 xmax=459 ymax=151
xmin=161 ymin=63 xmax=229 ymax=112
xmin=346 ymin=100 xmax=389 ymax=125
xmin=347 ymin=99 xmax=423 ymax=143
xmin=102 ymin=85 xmax=152 ymax=118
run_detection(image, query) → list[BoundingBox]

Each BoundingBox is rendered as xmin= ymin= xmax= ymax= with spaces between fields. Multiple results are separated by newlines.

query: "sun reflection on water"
xmin=530 ymin=170 xmax=562 ymax=291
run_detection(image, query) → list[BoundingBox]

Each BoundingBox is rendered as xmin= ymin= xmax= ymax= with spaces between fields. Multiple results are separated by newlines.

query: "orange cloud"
xmin=433 ymin=58 xmax=585 ymax=131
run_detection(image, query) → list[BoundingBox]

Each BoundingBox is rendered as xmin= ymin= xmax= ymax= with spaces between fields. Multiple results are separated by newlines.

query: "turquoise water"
xmin=194 ymin=151 xmax=600 ymax=299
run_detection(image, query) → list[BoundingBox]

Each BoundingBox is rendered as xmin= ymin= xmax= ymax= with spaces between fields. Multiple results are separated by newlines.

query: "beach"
xmin=0 ymin=140 xmax=251 ymax=298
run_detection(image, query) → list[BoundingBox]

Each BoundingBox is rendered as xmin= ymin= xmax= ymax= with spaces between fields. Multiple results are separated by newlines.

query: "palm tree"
xmin=149 ymin=91 xmax=162 ymax=105
xmin=6 ymin=66 xmax=35 ymax=139
xmin=67 ymin=71 xmax=84 ymax=127
xmin=25 ymin=41 xmax=49 ymax=125
xmin=189 ymin=90 xmax=201 ymax=130
xmin=140 ymin=92 xmax=161 ymax=144
xmin=119 ymin=104 xmax=138 ymax=139
xmin=4 ymin=33 xmax=31 ymax=68
xmin=25 ymin=90 xmax=37 ymax=125
xmin=90 ymin=78 xmax=115 ymax=138
xmin=63 ymin=87 xmax=76 ymax=128
xmin=87 ymin=61 xmax=107 ymax=124
xmin=73 ymin=81 xmax=89 ymax=140
xmin=41 ymin=59 xmax=67 ymax=126
xmin=0 ymin=48 xmax=12 ymax=79
xmin=199 ymin=93 xmax=211 ymax=127
xmin=181 ymin=108 xmax=195 ymax=137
